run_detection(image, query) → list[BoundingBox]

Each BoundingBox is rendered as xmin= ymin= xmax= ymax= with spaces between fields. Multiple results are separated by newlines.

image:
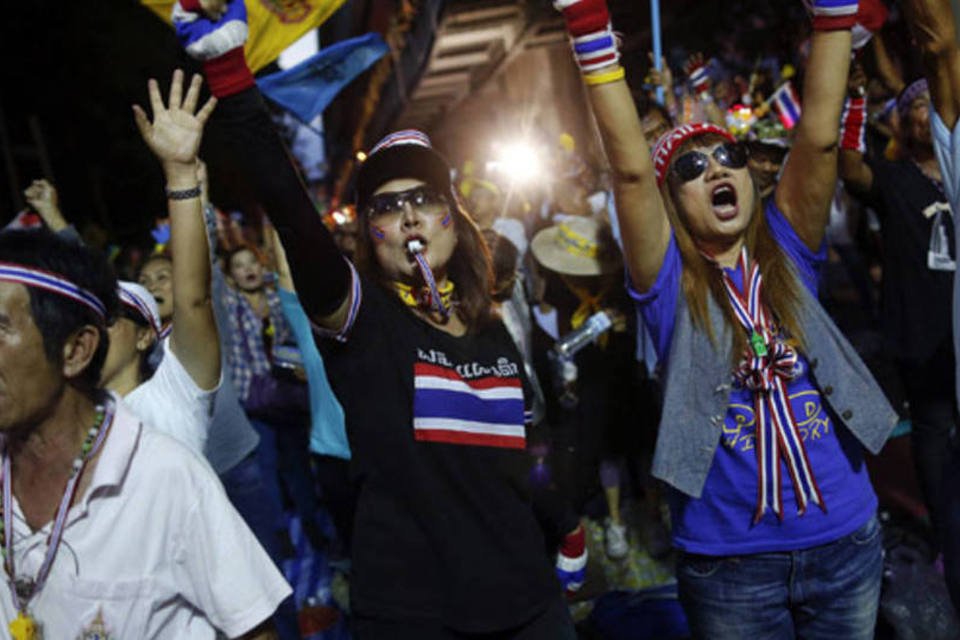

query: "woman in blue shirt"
xmin=556 ymin=0 xmax=897 ymax=636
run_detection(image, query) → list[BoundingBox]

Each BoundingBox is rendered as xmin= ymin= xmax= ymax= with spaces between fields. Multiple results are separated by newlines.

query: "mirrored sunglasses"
xmin=671 ymin=143 xmax=748 ymax=183
xmin=363 ymin=186 xmax=447 ymax=218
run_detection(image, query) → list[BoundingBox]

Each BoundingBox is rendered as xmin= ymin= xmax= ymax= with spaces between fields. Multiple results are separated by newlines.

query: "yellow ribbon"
xmin=567 ymin=282 xmax=611 ymax=349
xmin=557 ymin=222 xmax=600 ymax=259
xmin=394 ymin=280 xmax=455 ymax=313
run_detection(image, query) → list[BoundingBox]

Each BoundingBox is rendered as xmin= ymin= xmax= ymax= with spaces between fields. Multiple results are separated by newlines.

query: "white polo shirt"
xmin=0 ymin=398 xmax=291 ymax=638
xmin=125 ymin=337 xmax=217 ymax=455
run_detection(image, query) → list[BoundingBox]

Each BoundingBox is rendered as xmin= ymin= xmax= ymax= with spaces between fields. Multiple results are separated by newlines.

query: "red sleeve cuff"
xmin=203 ymin=47 xmax=255 ymax=98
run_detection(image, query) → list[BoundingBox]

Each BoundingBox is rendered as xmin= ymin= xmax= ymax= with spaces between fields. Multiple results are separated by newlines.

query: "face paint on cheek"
xmin=369 ymin=222 xmax=386 ymax=242
xmin=440 ymin=212 xmax=452 ymax=228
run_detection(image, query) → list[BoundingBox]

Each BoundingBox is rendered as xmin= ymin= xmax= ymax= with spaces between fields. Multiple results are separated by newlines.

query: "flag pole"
xmin=651 ymin=0 xmax=664 ymax=105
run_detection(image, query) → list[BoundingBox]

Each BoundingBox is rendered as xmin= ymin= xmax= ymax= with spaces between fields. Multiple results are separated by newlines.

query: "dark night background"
xmin=0 ymin=0 xmax=887 ymax=250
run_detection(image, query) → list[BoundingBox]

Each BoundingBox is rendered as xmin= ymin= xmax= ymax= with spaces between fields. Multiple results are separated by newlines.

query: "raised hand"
xmin=23 ymin=179 xmax=59 ymax=218
xmin=646 ymin=53 xmax=673 ymax=92
xmin=132 ymin=70 xmax=217 ymax=170
xmin=683 ymin=52 xmax=712 ymax=98
xmin=23 ymin=178 xmax=68 ymax=231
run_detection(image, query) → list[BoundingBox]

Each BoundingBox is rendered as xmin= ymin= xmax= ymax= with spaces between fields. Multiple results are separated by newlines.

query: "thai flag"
xmin=771 ymin=82 xmax=802 ymax=130
xmin=413 ymin=362 xmax=526 ymax=449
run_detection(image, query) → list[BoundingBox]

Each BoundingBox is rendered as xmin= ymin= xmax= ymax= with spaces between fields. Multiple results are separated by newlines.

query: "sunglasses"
xmin=363 ymin=186 xmax=447 ymax=218
xmin=671 ymin=143 xmax=748 ymax=183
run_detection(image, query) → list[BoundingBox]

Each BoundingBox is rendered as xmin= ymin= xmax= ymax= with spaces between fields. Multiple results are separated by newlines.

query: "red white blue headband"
xmin=0 ymin=262 xmax=106 ymax=321
xmin=118 ymin=281 xmax=162 ymax=336
xmin=368 ymin=129 xmax=433 ymax=155
xmin=652 ymin=123 xmax=737 ymax=186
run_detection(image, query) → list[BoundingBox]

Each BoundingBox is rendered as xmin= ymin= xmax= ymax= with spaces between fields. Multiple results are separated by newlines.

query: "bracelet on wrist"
xmin=583 ymin=66 xmax=625 ymax=86
xmin=165 ymin=185 xmax=202 ymax=200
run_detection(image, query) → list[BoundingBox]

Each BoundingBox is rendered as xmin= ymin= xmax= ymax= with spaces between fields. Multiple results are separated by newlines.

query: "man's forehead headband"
xmin=0 ymin=262 xmax=106 ymax=321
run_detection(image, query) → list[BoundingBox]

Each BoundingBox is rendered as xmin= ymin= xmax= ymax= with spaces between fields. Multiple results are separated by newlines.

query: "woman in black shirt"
xmin=169 ymin=3 xmax=574 ymax=637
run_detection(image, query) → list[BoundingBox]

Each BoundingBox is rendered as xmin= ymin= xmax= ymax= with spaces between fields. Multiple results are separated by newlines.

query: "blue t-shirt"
xmin=630 ymin=199 xmax=876 ymax=555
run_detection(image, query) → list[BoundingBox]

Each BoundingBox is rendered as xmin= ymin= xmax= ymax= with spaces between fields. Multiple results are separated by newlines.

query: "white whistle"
xmin=406 ymin=239 xmax=424 ymax=254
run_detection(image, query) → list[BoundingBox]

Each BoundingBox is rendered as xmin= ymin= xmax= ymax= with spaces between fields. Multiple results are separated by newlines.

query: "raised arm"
xmin=903 ymin=0 xmax=960 ymax=128
xmin=133 ymin=70 xmax=220 ymax=390
xmin=556 ymin=0 xmax=669 ymax=292
xmin=172 ymin=0 xmax=352 ymax=331
xmin=838 ymin=61 xmax=876 ymax=196
xmin=776 ymin=23 xmax=853 ymax=251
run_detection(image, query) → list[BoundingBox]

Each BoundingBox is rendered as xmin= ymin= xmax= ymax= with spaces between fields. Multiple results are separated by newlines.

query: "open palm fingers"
xmin=132 ymin=104 xmax=153 ymax=145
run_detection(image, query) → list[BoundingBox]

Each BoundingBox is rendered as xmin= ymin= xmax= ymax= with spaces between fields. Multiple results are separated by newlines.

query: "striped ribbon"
xmin=2 ymin=398 xmax=116 ymax=612
xmin=412 ymin=252 xmax=451 ymax=319
xmin=720 ymin=247 xmax=825 ymax=523
xmin=119 ymin=287 xmax=161 ymax=335
xmin=0 ymin=263 xmax=106 ymax=321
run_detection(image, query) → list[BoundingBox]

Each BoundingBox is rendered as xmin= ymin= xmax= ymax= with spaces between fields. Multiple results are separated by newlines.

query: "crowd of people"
xmin=2 ymin=0 xmax=960 ymax=637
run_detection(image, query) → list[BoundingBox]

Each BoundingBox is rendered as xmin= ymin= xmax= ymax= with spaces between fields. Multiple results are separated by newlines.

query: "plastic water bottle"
xmin=553 ymin=311 xmax=613 ymax=358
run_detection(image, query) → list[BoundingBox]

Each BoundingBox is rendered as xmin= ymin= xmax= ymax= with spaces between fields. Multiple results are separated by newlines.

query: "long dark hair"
xmin=663 ymin=133 xmax=806 ymax=361
xmin=354 ymin=199 xmax=496 ymax=331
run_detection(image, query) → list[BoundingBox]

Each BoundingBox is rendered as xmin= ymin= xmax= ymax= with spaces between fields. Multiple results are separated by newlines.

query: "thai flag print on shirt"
xmin=413 ymin=349 xmax=527 ymax=449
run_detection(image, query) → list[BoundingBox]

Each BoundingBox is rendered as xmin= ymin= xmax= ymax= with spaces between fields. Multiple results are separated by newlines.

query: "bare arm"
xmin=776 ymin=29 xmax=853 ymax=251
xmin=587 ymin=78 xmax=671 ymax=292
xmin=134 ymin=70 xmax=221 ymax=391
xmin=903 ymin=0 xmax=960 ymax=128
xmin=265 ymin=224 xmax=295 ymax=292
xmin=838 ymin=148 xmax=875 ymax=195
xmin=871 ymin=32 xmax=906 ymax=94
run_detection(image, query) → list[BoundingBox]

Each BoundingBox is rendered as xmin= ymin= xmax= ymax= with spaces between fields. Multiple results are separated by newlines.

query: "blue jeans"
xmin=676 ymin=515 xmax=883 ymax=640
xmin=220 ymin=451 xmax=301 ymax=640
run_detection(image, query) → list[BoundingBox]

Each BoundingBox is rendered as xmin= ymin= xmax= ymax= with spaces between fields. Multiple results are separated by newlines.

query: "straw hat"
xmin=530 ymin=216 xmax=621 ymax=276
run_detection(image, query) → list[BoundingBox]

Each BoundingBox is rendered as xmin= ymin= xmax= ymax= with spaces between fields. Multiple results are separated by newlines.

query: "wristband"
xmin=556 ymin=524 xmax=587 ymax=593
xmin=839 ymin=96 xmax=867 ymax=153
xmin=807 ymin=0 xmax=859 ymax=31
xmin=555 ymin=0 xmax=610 ymax=38
xmin=572 ymin=28 xmax=620 ymax=72
xmin=174 ymin=0 xmax=254 ymax=97
xmin=557 ymin=0 xmax=620 ymax=73
xmin=166 ymin=185 xmax=202 ymax=200
xmin=584 ymin=66 xmax=625 ymax=86
xmin=202 ymin=47 xmax=255 ymax=97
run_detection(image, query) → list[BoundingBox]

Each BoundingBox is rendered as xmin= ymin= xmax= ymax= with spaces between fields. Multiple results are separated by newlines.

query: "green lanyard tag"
xmin=750 ymin=330 xmax=768 ymax=357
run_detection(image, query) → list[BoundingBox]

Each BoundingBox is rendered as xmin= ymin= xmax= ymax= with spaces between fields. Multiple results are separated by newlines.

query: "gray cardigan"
xmin=652 ymin=269 xmax=898 ymax=498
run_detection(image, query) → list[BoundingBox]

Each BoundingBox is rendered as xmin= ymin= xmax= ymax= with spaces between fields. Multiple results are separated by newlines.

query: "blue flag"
xmin=257 ymin=33 xmax=389 ymax=125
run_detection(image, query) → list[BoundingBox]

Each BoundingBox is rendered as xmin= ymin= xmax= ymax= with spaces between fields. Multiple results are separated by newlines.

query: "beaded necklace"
xmin=0 ymin=398 xmax=114 ymax=640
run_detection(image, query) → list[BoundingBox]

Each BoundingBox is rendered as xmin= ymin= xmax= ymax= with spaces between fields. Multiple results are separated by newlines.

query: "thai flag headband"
xmin=368 ymin=129 xmax=433 ymax=156
xmin=651 ymin=123 xmax=736 ymax=186
xmin=0 ymin=262 xmax=106 ymax=322
xmin=118 ymin=287 xmax=161 ymax=335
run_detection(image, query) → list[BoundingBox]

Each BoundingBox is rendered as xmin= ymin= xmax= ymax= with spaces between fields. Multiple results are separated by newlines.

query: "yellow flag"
xmin=140 ymin=0 xmax=347 ymax=73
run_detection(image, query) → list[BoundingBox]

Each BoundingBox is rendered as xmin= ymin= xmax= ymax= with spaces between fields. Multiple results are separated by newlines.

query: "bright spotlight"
xmin=332 ymin=210 xmax=347 ymax=225
xmin=356 ymin=150 xmax=368 ymax=162
xmin=489 ymin=141 xmax=542 ymax=184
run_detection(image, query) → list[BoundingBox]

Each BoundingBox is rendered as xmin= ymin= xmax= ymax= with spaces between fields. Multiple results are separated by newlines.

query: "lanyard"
xmin=1 ymin=398 xmax=115 ymax=612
